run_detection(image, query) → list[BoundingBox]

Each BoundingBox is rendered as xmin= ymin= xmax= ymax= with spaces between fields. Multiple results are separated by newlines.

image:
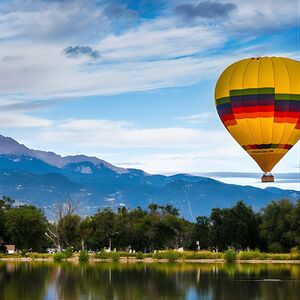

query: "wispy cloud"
xmin=37 ymin=118 xmax=227 ymax=148
xmin=0 ymin=0 xmax=107 ymax=41
xmin=0 ymin=38 xmax=242 ymax=100
xmin=95 ymin=19 xmax=225 ymax=61
xmin=0 ymin=112 xmax=52 ymax=128
xmin=0 ymin=0 xmax=297 ymax=102
xmin=175 ymin=112 xmax=216 ymax=123
xmin=227 ymin=0 xmax=298 ymax=33
xmin=0 ymin=0 xmax=297 ymax=189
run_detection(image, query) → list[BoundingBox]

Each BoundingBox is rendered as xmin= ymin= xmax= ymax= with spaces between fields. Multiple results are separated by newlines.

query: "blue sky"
xmin=0 ymin=0 xmax=299 ymax=189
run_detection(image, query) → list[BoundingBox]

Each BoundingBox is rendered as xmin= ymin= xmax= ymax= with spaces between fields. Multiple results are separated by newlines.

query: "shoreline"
xmin=1 ymin=257 xmax=300 ymax=264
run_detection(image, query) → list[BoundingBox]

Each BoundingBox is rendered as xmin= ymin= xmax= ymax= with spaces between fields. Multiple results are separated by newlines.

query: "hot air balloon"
xmin=215 ymin=57 xmax=300 ymax=182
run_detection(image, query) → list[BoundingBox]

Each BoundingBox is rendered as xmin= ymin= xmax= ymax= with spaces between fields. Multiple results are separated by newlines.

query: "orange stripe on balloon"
xmin=274 ymin=117 xmax=298 ymax=124
xmin=224 ymin=119 xmax=237 ymax=127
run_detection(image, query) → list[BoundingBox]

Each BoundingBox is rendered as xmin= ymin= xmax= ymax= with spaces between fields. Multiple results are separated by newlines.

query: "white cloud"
xmin=0 ymin=0 xmax=297 ymax=103
xmin=96 ymin=18 xmax=225 ymax=61
xmin=4 ymin=116 xmax=251 ymax=173
xmin=175 ymin=112 xmax=216 ymax=123
xmin=0 ymin=0 xmax=297 ymax=190
xmin=0 ymin=112 xmax=52 ymax=128
xmin=35 ymin=118 xmax=227 ymax=148
xmin=172 ymin=0 xmax=298 ymax=33
xmin=229 ymin=0 xmax=298 ymax=33
xmin=0 ymin=38 xmax=241 ymax=100
xmin=0 ymin=0 xmax=107 ymax=41
xmin=0 ymin=98 xmax=53 ymax=128
xmin=2 ymin=115 xmax=298 ymax=185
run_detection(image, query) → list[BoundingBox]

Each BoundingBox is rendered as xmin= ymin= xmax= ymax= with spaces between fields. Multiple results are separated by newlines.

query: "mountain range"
xmin=0 ymin=134 xmax=299 ymax=220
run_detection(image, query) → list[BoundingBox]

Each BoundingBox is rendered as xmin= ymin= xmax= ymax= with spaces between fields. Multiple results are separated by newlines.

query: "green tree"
xmin=79 ymin=217 xmax=93 ymax=250
xmin=192 ymin=216 xmax=211 ymax=250
xmin=125 ymin=207 xmax=148 ymax=251
xmin=88 ymin=208 xmax=116 ymax=250
xmin=58 ymin=214 xmax=82 ymax=249
xmin=46 ymin=200 xmax=81 ymax=251
xmin=294 ymin=199 xmax=300 ymax=249
xmin=0 ymin=207 xmax=5 ymax=250
xmin=5 ymin=205 xmax=48 ymax=251
xmin=230 ymin=201 xmax=260 ymax=249
xmin=260 ymin=199 xmax=297 ymax=252
xmin=210 ymin=201 xmax=260 ymax=251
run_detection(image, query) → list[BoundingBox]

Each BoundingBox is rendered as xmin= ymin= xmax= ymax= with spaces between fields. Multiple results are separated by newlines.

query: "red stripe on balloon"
xmin=274 ymin=111 xmax=299 ymax=118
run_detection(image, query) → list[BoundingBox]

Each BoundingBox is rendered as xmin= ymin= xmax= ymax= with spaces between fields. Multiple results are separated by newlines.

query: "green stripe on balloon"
xmin=230 ymin=87 xmax=275 ymax=96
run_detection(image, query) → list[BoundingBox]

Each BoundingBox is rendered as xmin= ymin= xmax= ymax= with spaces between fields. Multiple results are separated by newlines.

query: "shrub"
xmin=79 ymin=250 xmax=89 ymax=262
xmin=111 ymin=252 xmax=120 ymax=261
xmin=63 ymin=247 xmax=73 ymax=258
xmin=53 ymin=252 xmax=65 ymax=262
xmin=21 ymin=249 xmax=27 ymax=257
xmin=224 ymin=249 xmax=237 ymax=263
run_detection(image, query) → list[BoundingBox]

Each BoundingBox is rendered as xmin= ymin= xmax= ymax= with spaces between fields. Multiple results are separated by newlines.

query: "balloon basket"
xmin=261 ymin=174 xmax=274 ymax=183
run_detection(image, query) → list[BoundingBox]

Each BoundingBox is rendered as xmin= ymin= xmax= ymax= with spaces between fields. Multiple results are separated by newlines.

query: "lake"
xmin=0 ymin=262 xmax=299 ymax=300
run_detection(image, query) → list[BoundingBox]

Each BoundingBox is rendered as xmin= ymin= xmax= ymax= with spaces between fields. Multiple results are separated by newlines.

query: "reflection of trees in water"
xmin=0 ymin=262 xmax=300 ymax=300
xmin=53 ymin=263 xmax=186 ymax=300
xmin=0 ymin=262 xmax=53 ymax=300
xmin=196 ymin=264 xmax=300 ymax=300
xmin=52 ymin=263 xmax=300 ymax=300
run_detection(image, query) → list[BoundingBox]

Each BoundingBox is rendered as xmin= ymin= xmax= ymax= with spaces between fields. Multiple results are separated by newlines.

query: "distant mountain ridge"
xmin=0 ymin=135 xmax=127 ymax=172
xmin=0 ymin=134 xmax=299 ymax=220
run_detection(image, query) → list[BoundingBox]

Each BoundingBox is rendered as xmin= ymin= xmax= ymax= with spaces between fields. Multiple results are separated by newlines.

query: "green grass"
xmin=95 ymin=251 xmax=120 ymax=261
xmin=238 ymin=250 xmax=264 ymax=260
xmin=152 ymin=250 xmax=181 ymax=262
xmin=265 ymin=253 xmax=295 ymax=260
xmin=182 ymin=251 xmax=223 ymax=260
xmin=28 ymin=252 xmax=53 ymax=259
xmin=238 ymin=250 xmax=300 ymax=261
xmin=0 ymin=253 xmax=22 ymax=258
xmin=2 ymin=249 xmax=299 ymax=262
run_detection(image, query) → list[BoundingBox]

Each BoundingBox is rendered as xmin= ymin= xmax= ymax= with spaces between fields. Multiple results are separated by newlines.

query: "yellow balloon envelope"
xmin=215 ymin=57 xmax=300 ymax=181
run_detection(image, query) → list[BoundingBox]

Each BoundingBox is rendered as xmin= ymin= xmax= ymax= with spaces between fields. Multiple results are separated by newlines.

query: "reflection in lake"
xmin=0 ymin=262 xmax=299 ymax=300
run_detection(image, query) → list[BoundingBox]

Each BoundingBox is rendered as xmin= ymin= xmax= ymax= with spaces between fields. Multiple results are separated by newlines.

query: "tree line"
xmin=0 ymin=196 xmax=299 ymax=253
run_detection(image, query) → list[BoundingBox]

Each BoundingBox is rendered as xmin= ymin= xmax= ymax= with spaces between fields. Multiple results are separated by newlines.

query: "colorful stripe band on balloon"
xmin=216 ymin=87 xmax=300 ymax=127
xmin=242 ymin=144 xmax=293 ymax=150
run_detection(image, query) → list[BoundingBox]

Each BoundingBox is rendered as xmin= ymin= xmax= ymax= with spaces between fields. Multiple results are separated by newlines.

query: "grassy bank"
xmin=1 ymin=249 xmax=300 ymax=263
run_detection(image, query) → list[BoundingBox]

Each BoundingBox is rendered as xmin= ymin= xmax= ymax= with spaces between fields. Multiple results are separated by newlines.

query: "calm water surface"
xmin=0 ymin=262 xmax=299 ymax=300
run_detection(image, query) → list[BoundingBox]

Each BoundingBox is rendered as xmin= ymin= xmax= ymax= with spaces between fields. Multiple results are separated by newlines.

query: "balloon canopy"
xmin=215 ymin=57 xmax=300 ymax=176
